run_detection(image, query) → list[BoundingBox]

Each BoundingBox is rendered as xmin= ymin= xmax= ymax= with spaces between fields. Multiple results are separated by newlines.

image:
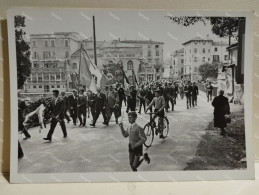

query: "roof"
xmin=226 ymin=42 xmax=238 ymax=50
xmin=102 ymin=42 xmax=141 ymax=48
xmin=212 ymin=41 xmax=229 ymax=46
xmin=182 ymin=36 xmax=213 ymax=45
xmin=120 ymin=39 xmax=164 ymax=44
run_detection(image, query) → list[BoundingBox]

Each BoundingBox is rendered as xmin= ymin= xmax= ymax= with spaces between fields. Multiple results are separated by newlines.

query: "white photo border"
xmin=7 ymin=8 xmax=255 ymax=183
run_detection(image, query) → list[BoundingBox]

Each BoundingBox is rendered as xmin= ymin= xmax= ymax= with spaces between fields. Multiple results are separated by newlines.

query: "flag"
xmin=79 ymin=46 xmax=92 ymax=89
xmin=81 ymin=45 xmax=107 ymax=91
xmin=122 ymin=70 xmax=129 ymax=84
xmin=89 ymin=77 xmax=98 ymax=94
xmin=132 ymin=69 xmax=139 ymax=89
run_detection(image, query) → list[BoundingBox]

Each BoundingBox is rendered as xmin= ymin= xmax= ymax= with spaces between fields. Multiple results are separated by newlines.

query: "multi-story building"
xmin=24 ymin=32 xmax=81 ymax=94
xmin=172 ymin=48 xmax=184 ymax=79
xmin=181 ymin=35 xmax=229 ymax=81
xmin=120 ymin=39 xmax=164 ymax=82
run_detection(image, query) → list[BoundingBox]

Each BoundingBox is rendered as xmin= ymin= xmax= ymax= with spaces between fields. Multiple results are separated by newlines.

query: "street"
xmin=18 ymin=94 xmax=214 ymax=173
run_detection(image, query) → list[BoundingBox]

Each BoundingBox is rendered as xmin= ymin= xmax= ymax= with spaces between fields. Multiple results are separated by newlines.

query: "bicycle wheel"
xmin=161 ymin=117 xmax=169 ymax=138
xmin=143 ymin=123 xmax=154 ymax=148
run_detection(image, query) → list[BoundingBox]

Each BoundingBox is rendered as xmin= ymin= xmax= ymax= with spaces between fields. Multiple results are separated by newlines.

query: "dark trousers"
xmin=127 ymin=101 xmax=136 ymax=112
xmin=192 ymin=95 xmax=197 ymax=107
xmin=70 ymin=107 xmax=77 ymax=124
xmin=207 ymin=92 xmax=212 ymax=102
xmin=47 ymin=118 xmax=67 ymax=139
xmin=78 ymin=107 xmax=86 ymax=125
xmin=169 ymin=97 xmax=175 ymax=111
xmin=138 ymin=99 xmax=146 ymax=113
xmin=92 ymin=108 xmax=107 ymax=125
xmin=186 ymin=96 xmax=192 ymax=108
xmin=18 ymin=141 xmax=24 ymax=158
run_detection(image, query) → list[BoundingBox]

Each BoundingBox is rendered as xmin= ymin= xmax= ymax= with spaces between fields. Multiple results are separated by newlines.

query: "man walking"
xmin=138 ymin=84 xmax=146 ymax=114
xmin=90 ymin=87 xmax=108 ymax=127
xmin=184 ymin=81 xmax=192 ymax=109
xmin=68 ymin=89 xmax=78 ymax=125
xmin=61 ymin=92 xmax=71 ymax=123
xmin=43 ymin=90 xmax=67 ymax=142
xmin=77 ymin=89 xmax=87 ymax=127
xmin=192 ymin=82 xmax=199 ymax=107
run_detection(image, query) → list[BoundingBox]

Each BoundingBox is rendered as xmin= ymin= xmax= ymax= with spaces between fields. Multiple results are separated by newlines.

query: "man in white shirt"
xmin=119 ymin=111 xmax=150 ymax=171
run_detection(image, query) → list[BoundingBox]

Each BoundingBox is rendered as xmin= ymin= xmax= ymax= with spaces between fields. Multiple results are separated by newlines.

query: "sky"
xmin=19 ymin=9 xmax=230 ymax=62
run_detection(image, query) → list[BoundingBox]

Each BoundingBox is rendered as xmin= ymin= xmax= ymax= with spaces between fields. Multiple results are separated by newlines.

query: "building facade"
xmin=24 ymin=32 xmax=81 ymax=94
xmin=171 ymin=48 xmax=184 ymax=79
xmin=180 ymin=35 xmax=229 ymax=81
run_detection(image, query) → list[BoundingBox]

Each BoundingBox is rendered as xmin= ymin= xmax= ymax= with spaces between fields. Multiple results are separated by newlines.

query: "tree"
xmin=198 ymin=62 xmax=219 ymax=80
xmin=15 ymin=15 xmax=32 ymax=89
xmin=166 ymin=16 xmax=244 ymax=43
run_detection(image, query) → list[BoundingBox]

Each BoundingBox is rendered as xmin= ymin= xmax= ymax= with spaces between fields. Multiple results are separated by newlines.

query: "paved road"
xmin=18 ymin=94 xmax=214 ymax=173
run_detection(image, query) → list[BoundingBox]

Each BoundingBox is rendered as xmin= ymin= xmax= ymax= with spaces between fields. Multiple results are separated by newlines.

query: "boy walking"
xmin=119 ymin=111 xmax=150 ymax=171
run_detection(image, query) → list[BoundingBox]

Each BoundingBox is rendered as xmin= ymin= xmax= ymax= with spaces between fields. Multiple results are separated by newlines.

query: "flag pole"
xmin=93 ymin=15 xmax=97 ymax=66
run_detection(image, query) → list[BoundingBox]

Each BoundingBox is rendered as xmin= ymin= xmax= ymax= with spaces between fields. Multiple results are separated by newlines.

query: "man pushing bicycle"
xmin=145 ymin=89 xmax=166 ymax=139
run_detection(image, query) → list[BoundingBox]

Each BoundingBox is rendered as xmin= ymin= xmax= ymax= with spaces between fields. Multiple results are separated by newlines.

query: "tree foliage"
xmin=166 ymin=16 xmax=244 ymax=40
xmin=15 ymin=15 xmax=32 ymax=89
xmin=198 ymin=62 xmax=219 ymax=80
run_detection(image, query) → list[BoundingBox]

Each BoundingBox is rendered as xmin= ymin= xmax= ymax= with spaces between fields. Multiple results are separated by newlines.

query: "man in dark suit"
xmin=212 ymin=90 xmax=230 ymax=136
xmin=90 ymin=87 xmax=108 ymax=127
xmin=61 ymin=92 xmax=71 ymax=123
xmin=68 ymin=89 xmax=78 ymax=125
xmin=184 ymin=81 xmax=193 ymax=109
xmin=43 ymin=90 xmax=67 ymax=142
xmin=138 ymin=84 xmax=146 ymax=114
xmin=127 ymin=85 xmax=137 ymax=112
xmin=77 ymin=89 xmax=87 ymax=127
xmin=192 ymin=82 xmax=199 ymax=107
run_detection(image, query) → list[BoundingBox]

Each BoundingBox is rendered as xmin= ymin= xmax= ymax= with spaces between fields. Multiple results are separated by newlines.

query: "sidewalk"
xmin=185 ymin=103 xmax=246 ymax=170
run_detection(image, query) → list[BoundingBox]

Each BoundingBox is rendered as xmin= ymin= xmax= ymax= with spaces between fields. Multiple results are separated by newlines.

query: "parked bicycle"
xmin=143 ymin=112 xmax=169 ymax=148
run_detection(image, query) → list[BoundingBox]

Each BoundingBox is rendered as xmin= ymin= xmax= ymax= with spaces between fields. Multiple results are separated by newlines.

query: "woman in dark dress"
xmin=212 ymin=90 xmax=230 ymax=136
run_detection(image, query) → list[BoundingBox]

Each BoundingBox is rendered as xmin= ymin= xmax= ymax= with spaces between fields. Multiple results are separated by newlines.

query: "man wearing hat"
xmin=68 ymin=89 xmax=78 ymax=125
xmin=145 ymin=88 xmax=166 ymax=138
xmin=43 ymin=90 xmax=67 ymax=141
xmin=126 ymin=85 xmax=137 ymax=113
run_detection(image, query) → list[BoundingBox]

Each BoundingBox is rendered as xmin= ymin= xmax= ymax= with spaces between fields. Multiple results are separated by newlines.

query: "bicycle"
xmin=143 ymin=112 xmax=169 ymax=148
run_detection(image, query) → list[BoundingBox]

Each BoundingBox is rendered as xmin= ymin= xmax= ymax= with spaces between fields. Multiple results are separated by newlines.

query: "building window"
xmin=202 ymin=48 xmax=205 ymax=53
xmin=44 ymin=73 xmax=49 ymax=80
xmin=202 ymin=57 xmax=205 ymax=62
xmin=38 ymin=74 xmax=43 ymax=81
xmin=194 ymin=48 xmax=197 ymax=53
xmin=194 ymin=57 xmax=197 ymax=62
xmin=181 ymin=59 xmax=184 ymax=64
xmin=33 ymin=52 xmax=37 ymax=59
xmin=51 ymin=51 xmax=56 ymax=58
xmin=208 ymin=49 xmax=210 ymax=53
xmin=147 ymin=74 xmax=153 ymax=81
xmin=65 ymin=39 xmax=69 ymax=47
xmin=33 ymin=86 xmax=36 ymax=88
xmin=155 ymin=45 xmax=159 ymax=48
xmin=32 ymin=41 xmax=36 ymax=47
xmin=57 ymin=85 xmax=60 ymax=88
xmin=65 ymin=51 xmax=69 ymax=57
xmin=50 ymin=74 xmax=55 ymax=80
xmin=44 ymin=85 xmax=50 ymax=92
xmin=224 ymin=55 xmax=228 ymax=60
xmin=43 ymin=51 xmax=50 ymax=59
xmin=156 ymin=68 xmax=159 ymax=73
xmin=33 ymin=62 xmax=39 ymax=68
xmin=51 ymin=85 xmax=55 ymax=88
xmin=148 ymin=50 xmax=151 ymax=57
xmin=213 ymin=55 xmax=220 ymax=62
xmin=127 ymin=60 xmax=133 ymax=70
xmin=39 ymin=85 xmax=42 ymax=88
xmin=44 ymin=40 xmax=48 ymax=47
xmin=214 ymin=47 xmax=218 ymax=52
xmin=56 ymin=74 xmax=61 ymax=80
xmin=72 ymin=63 xmax=77 ymax=69
xmin=51 ymin=40 xmax=55 ymax=47
xmin=208 ymin=58 xmax=210 ymax=62
xmin=61 ymin=73 xmax=65 ymax=80
xmin=156 ymin=49 xmax=159 ymax=56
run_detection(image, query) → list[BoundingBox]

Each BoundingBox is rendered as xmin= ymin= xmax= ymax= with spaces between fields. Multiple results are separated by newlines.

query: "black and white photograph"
xmin=7 ymin=8 xmax=254 ymax=183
